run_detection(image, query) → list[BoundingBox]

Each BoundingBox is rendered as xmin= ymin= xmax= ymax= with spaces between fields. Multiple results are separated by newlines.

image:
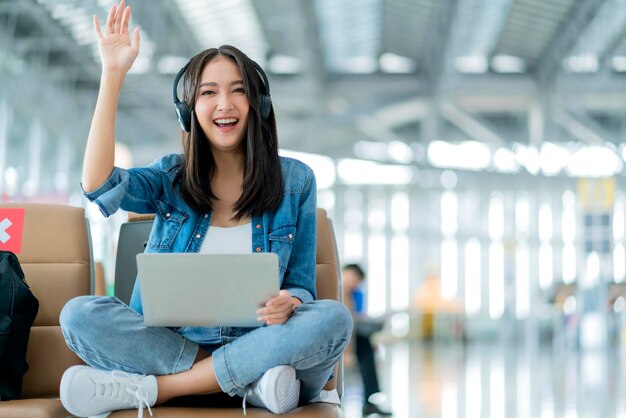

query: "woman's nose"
xmin=216 ymin=93 xmax=233 ymax=111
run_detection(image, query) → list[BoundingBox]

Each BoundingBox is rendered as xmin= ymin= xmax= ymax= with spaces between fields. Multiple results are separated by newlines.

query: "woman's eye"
xmin=201 ymin=90 xmax=215 ymax=96
xmin=233 ymin=88 xmax=246 ymax=94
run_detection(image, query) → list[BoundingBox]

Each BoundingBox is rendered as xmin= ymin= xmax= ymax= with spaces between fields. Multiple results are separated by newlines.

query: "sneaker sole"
xmin=266 ymin=366 xmax=300 ymax=414
xmin=59 ymin=365 xmax=91 ymax=417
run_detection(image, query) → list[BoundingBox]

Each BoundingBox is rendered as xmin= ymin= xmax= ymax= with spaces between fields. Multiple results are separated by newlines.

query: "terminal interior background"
xmin=2 ymin=0 xmax=626 ymax=417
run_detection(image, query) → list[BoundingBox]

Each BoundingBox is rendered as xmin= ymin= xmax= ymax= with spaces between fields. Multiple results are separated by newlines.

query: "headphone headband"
xmin=173 ymin=57 xmax=272 ymax=132
xmin=172 ymin=60 xmax=191 ymax=107
xmin=251 ymin=60 xmax=271 ymax=96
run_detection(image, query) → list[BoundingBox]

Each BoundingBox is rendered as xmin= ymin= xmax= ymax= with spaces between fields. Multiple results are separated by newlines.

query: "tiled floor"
xmin=342 ymin=338 xmax=626 ymax=418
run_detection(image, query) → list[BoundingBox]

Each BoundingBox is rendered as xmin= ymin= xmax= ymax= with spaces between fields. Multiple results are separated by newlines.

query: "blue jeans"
xmin=59 ymin=296 xmax=352 ymax=402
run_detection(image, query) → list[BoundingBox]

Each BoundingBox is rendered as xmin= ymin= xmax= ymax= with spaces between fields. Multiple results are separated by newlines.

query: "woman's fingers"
xmin=113 ymin=0 xmax=125 ymax=34
xmin=106 ymin=4 xmax=116 ymax=34
xmin=260 ymin=303 xmax=291 ymax=316
xmin=257 ymin=290 xmax=296 ymax=324
xmin=266 ymin=290 xmax=291 ymax=307
xmin=257 ymin=301 xmax=293 ymax=324
xmin=120 ymin=5 xmax=130 ymax=36
xmin=131 ymin=26 xmax=140 ymax=53
xmin=262 ymin=311 xmax=291 ymax=325
xmin=93 ymin=15 xmax=103 ymax=40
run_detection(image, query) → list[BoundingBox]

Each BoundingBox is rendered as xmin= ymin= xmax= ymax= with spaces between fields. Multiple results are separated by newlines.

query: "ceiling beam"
xmin=419 ymin=0 xmax=459 ymax=93
xmin=16 ymin=0 xmax=99 ymax=83
xmin=133 ymin=0 xmax=200 ymax=59
xmin=565 ymin=108 xmax=618 ymax=144
xmin=535 ymin=0 xmax=605 ymax=83
xmin=551 ymin=107 xmax=604 ymax=145
xmin=440 ymin=101 xmax=506 ymax=147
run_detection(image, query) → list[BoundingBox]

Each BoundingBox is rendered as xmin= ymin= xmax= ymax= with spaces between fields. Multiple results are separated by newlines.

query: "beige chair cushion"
xmin=2 ymin=204 xmax=90 ymax=264
xmin=0 ymin=203 xmax=91 ymax=326
xmin=21 ymin=326 xmax=83 ymax=398
xmin=24 ymin=263 xmax=90 ymax=327
xmin=0 ymin=398 xmax=70 ymax=418
xmin=0 ymin=204 xmax=90 ymax=417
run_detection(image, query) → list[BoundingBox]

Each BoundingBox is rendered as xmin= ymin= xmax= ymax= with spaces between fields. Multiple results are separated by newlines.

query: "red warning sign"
xmin=0 ymin=208 xmax=25 ymax=254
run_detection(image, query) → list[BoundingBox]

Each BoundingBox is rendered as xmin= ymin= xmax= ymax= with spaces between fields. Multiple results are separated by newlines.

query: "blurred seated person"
xmin=342 ymin=264 xmax=392 ymax=416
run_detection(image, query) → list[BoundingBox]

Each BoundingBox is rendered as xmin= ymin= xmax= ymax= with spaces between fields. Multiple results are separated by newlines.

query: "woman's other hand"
xmin=257 ymin=290 xmax=302 ymax=325
xmin=93 ymin=0 xmax=140 ymax=73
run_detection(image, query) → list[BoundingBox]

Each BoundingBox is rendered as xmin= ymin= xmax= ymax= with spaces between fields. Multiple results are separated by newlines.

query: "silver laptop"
xmin=136 ymin=253 xmax=279 ymax=327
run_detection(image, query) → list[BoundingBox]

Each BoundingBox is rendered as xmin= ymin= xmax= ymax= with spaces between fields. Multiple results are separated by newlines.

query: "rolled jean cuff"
xmin=211 ymin=344 xmax=243 ymax=397
xmin=173 ymin=338 xmax=200 ymax=375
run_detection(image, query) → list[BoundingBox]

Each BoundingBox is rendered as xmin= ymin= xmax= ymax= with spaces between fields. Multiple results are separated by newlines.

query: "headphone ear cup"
xmin=259 ymin=94 xmax=272 ymax=121
xmin=175 ymin=102 xmax=192 ymax=132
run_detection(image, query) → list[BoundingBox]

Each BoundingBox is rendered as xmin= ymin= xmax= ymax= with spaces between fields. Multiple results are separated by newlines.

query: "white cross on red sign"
xmin=0 ymin=218 xmax=12 ymax=243
xmin=0 ymin=208 xmax=25 ymax=254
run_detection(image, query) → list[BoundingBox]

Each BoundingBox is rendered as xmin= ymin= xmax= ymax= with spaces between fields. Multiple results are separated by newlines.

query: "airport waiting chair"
xmin=0 ymin=203 xmax=92 ymax=418
xmin=110 ymin=208 xmax=344 ymax=417
xmin=114 ymin=216 xmax=153 ymax=304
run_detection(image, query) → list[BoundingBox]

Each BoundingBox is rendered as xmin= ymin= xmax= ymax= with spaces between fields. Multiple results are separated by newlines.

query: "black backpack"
xmin=0 ymin=250 xmax=39 ymax=401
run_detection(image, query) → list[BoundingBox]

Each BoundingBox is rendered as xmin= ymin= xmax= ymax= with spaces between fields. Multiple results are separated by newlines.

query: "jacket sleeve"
xmin=282 ymin=169 xmax=317 ymax=303
xmin=82 ymin=156 xmax=173 ymax=218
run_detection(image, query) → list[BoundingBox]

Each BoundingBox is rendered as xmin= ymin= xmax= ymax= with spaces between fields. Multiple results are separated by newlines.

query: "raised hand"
xmin=93 ymin=0 xmax=140 ymax=73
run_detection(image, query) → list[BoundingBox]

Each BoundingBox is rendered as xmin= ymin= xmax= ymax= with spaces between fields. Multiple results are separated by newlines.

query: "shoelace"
xmin=94 ymin=371 xmax=153 ymax=418
xmin=242 ymin=383 xmax=251 ymax=416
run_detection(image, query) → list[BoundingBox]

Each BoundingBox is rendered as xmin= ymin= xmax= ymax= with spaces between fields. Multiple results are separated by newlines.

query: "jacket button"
xmin=165 ymin=213 xmax=171 ymax=218
xmin=204 ymin=214 xmax=209 ymax=218
xmin=196 ymin=234 xmax=201 ymax=239
xmin=255 ymin=247 xmax=261 ymax=252
xmin=256 ymin=224 xmax=261 ymax=229
xmin=288 ymin=234 xmax=293 ymax=239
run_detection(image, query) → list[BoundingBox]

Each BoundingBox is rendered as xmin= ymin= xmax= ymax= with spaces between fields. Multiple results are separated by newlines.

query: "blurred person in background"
xmin=343 ymin=264 xmax=392 ymax=416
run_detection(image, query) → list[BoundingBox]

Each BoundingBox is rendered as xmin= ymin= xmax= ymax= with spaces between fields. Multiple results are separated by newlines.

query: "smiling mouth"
xmin=213 ymin=117 xmax=239 ymax=128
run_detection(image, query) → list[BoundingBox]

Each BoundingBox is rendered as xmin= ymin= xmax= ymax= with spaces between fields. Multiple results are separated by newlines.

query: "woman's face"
xmin=194 ymin=55 xmax=250 ymax=154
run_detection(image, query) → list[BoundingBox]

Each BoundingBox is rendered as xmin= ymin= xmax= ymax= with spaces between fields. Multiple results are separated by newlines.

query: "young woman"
xmin=58 ymin=2 xmax=352 ymax=417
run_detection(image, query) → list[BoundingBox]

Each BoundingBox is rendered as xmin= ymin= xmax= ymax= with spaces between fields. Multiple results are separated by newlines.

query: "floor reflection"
xmin=342 ymin=339 xmax=625 ymax=418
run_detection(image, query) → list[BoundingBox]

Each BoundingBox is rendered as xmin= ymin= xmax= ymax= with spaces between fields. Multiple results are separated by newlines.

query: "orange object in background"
xmin=94 ymin=262 xmax=106 ymax=296
xmin=412 ymin=268 xmax=462 ymax=314
xmin=412 ymin=268 xmax=462 ymax=340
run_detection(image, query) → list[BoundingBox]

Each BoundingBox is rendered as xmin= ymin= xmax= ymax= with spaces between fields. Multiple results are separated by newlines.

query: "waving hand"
xmin=93 ymin=0 xmax=140 ymax=73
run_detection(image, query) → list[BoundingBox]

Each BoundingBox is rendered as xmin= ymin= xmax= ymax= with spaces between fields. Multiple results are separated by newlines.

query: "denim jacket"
xmin=84 ymin=154 xmax=318 ymax=336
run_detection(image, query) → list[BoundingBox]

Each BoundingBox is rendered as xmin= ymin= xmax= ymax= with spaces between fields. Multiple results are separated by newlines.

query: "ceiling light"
xmin=341 ymin=56 xmax=378 ymax=74
xmin=565 ymin=55 xmax=599 ymax=73
xmin=388 ymin=141 xmax=413 ymax=164
xmin=612 ymin=56 xmax=626 ymax=72
xmin=379 ymin=53 xmax=416 ymax=73
xmin=454 ymin=56 xmax=488 ymax=74
xmin=354 ymin=141 xmax=388 ymax=162
xmin=491 ymin=55 xmax=526 ymax=73
xmin=493 ymin=148 xmax=520 ymax=173
xmin=157 ymin=56 xmax=190 ymax=75
xmin=513 ymin=144 xmax=540 ymax=175
xmin=427 ymin=141 xmax=491 ymax=170
xmin=440 ymin=170 xmax=458 ymax=189
xmin=279 ymin=149 xmax=335 ymax=189
xmin=567 ymin=146 xmax=622 ymax=177
xmin=540 ymin=142 xmax=569 ymax=176
xmin=337 ymin=159 xmax=415 ymax=185
xmin=268 ymin=55 xmax=301 ymax=74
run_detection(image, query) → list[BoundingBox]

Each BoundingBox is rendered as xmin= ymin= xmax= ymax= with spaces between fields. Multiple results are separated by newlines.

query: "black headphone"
xmin=172 ymin=59 xmax=272 ymax=132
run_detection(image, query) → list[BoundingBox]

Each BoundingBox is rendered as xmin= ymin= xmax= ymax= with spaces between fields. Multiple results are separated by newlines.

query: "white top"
xmin=199 ymin=223 xmax=251 ymax=254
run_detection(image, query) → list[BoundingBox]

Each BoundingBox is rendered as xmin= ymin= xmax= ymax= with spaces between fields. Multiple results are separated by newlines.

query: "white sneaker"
xmin=60 ymin=365 xmax=158 ymax=418
xmin=245 ymin=365 xmax=300 ymax=414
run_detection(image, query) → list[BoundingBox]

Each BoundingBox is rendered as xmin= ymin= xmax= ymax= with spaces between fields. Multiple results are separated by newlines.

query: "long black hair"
xmin=174 ymin=45 xmax=284 ymax=220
